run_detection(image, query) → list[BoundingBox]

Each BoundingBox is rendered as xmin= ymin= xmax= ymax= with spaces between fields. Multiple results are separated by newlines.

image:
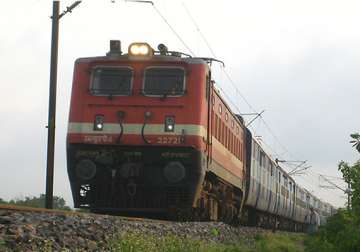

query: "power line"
xmin=151 ymin=3 xmax=196 ymax=56
xmin=181 ymin=2 xmax=298 ymax=162
xmin=125 ymin=0 xmax=196 ymax=56
xmin=151 ymin=1 xmax=330 ymax=197
xmin=181 ymin=2 xmax=260 ymax=115
xmin=182 ymin=2 xmax=217 ymax=57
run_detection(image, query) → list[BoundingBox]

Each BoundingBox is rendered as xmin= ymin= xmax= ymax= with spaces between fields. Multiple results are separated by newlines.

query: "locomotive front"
xmin=67 ymin=41 xmax=209 ymax=215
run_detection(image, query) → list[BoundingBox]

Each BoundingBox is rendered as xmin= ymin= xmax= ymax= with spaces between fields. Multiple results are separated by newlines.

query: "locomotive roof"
xmin=75 ymin=54 xmax=210 ymax=65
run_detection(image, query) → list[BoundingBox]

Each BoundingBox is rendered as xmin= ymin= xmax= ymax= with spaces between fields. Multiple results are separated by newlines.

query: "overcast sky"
xmin=0 ymin=0 xmax=359 ymax=208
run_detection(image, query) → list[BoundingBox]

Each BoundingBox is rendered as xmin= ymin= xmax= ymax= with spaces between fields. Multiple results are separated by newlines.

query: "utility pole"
xmin=45 ymin=1 xmax=82 ymax=209
xmin=45 ymin=1 xmax=60 ymax=209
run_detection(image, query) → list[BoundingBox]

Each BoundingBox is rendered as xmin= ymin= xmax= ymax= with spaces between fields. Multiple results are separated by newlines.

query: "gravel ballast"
xmin=0 ymin=209 xmax=273 ymax=251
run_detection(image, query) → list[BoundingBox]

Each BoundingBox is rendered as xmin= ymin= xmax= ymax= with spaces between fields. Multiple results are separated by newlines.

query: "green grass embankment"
xmin=106 ymin=231 xmax=306 ymax=252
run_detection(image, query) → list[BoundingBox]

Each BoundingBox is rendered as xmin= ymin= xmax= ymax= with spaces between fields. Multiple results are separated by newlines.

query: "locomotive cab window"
xmin=143 ymin=67 xmax=185 ymax=96
xmin=90 ymin=67 xmax=133 ymax=96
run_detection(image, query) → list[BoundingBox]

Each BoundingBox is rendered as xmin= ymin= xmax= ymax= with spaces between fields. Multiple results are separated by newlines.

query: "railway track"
xmin=0 ymin=204 xmax=170 ymax=224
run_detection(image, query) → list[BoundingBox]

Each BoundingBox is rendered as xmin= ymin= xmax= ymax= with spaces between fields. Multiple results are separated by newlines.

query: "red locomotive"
xmin=67 ymin=40 xmax=334 ymax=228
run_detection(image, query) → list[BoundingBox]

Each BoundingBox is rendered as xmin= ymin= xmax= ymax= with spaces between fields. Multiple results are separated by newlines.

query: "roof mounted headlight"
xmin=128 ymin=42 xmax=153 ymax=58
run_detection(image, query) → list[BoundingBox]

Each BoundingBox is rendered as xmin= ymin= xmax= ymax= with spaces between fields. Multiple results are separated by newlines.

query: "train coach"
xmin=66 ymin=40 xmax=334 ymax=229
xmin=242 ymin=129 xmax=333 ymax=231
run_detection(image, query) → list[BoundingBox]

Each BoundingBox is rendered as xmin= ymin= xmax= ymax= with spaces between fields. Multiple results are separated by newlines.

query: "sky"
xmin=0 ymin=0 xmax=359 ymax=208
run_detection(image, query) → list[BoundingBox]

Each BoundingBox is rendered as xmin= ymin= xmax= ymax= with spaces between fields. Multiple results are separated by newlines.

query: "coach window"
xmin=278 ymin=171 xmax=281 ymax=183
xmin=90 ymin=67 xmax=133 ymax=96
xmin=143 ymin=67 xmax=185 ymax=96
xmin=259 ymin=151 xmax=265 ymax=168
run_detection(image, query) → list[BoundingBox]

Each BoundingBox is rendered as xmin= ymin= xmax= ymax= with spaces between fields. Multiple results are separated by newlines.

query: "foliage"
xmin=338 ymin=133 xmax=360 ymax=213
xmin=210 ymin=227 xmax=220 ymax=237
xmin=0 ymin=198 xmax=7 ymax=204
xmin=1 ymin=194 xmax=71 ymax=211
xmin=106 ymin=232 xmax=304 ymax=252
xmin=305 ymin=133 xmax=360 ymax=252
xmin=350 ymin=133 xmax=360 ymax=153
xmin=255 ymin=232 xmax=305 ymax=252
xmin=305 ymin=209 xmax=360 ymax=252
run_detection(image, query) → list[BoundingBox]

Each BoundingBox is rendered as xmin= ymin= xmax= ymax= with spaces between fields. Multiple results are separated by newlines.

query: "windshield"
xmin=143 ymin=67 xmax=185 ymax=96
xmin=90 ymin=67 xmax=132 ymax=96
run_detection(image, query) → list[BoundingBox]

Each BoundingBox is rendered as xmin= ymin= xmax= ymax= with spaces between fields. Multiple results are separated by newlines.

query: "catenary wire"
xmin=151 ymin=1 xmax=343 ymax=204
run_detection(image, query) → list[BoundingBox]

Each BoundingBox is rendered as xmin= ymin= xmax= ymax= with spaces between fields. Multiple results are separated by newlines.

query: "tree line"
xmin=0 ymin=194 xmax=71 ymax=211
xmin=306 ymin=133 xmax=360 ymax=251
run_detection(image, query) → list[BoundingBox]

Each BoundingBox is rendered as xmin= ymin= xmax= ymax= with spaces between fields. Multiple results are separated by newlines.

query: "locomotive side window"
xmin=143 ymin=67 xmax=185 ymax=96
xmin=90 ymin=67 xmax=133 ymax=96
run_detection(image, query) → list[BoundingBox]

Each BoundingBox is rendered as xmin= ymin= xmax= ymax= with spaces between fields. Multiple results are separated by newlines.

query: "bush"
xmin=305 ymin=209 xmax=360 ymax=252
xmin=305 ymin=133 xmax=360 ymax=252
xmin=1 ymin=194 xmax=71 ymax=210
xmin=256 ymin=232 xmax=305 ymax=252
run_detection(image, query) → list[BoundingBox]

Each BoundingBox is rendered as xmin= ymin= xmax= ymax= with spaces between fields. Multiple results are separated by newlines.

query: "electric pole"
xmin=45 ymin=1 xmax=82 ymax=209
xmin=45 ymin=0 xmax=60 ymax=209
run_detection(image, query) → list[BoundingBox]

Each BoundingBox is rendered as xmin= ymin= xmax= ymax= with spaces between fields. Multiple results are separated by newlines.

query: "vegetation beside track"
xmin=304 ymin=133 xmax=360 ymax=252
xmin=0 ymin=194 xmax=71 ymax=211
xmin=106 ymin=232 xmax=305 ymax=252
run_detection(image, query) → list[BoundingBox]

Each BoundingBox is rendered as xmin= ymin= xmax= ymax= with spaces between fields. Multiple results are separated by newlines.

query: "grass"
xmin=105 ymin=231 xmax=306 ymax=252
xmin=255 ymin=232 xmax=305 ymax=252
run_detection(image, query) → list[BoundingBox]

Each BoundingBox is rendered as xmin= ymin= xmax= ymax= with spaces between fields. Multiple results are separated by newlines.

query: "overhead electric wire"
xmin=182 ymin=2 xmax=258 ymax=114
xmin=152 ymin=1 xmax=341 ymax=202
xmin=182 ymin=2 xmax=217 ymax=58
xmin=152 ymin=4 xmax=196 ymax=56
xmin=125 ymin=0 xmax=196 ymax=56
xmin=181 ymin=2 xmax=297 ymax=162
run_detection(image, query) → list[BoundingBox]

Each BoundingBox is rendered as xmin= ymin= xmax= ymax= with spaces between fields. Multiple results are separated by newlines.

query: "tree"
xmin=350 ymin=133 xmax=360 ymax=153
xmin=305 ymin=133 xmax=360 ymax=252
xmin=0 ymin=198 xmax=7 ymax=204
xmin=338 ymin=133 xmax=360 ymax=212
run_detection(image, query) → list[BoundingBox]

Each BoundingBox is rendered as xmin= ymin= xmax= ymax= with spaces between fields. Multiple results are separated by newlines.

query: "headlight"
xmin=128 ymin=43 xmax=153 ymax=58
xmin=163 ymin=161 xmax=185 ymax=183
xmin=76 ymin=159 xmax=97 ymax=180
xmin=164 ymin=116 xmax=175 ymax=132
xmin=94 ymin=115 xmax=104 ymax=131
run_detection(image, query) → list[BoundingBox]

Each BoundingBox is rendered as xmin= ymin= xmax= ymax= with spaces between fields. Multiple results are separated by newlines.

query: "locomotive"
xmin=67 ymin=40 xmax=335 ymax=229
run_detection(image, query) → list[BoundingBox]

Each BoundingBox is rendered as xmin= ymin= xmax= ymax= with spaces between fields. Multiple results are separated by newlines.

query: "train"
xmin=66 ymin=40 xmax=336 ymax=231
